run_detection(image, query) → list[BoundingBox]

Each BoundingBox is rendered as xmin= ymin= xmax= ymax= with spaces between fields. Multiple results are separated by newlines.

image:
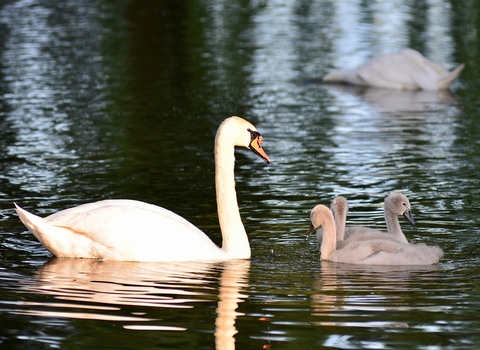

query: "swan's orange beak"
xmin=248 ymin=131 xmax=270 ymax=164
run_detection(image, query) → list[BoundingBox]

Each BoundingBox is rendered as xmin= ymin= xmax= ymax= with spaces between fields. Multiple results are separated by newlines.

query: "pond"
xmin=1 ymin=0 xmax=480 ymax=349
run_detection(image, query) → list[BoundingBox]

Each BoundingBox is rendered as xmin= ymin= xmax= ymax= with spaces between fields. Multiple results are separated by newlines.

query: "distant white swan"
xmin=323 ymin=49 xmax=464 ymax=90
xmin=15 ymin=116 xmax=270 ymax=262
xmin=307 ymin=205 xmax=443 ymax=265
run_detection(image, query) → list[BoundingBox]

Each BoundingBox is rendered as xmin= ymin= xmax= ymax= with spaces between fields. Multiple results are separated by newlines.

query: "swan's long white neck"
xmin=320 ymin=208 xmax=337 ymax=260
xmin=385 ymin=209 xmax=408 ymax=244
xmin=215 ymin=130 xmax=250 ymax=259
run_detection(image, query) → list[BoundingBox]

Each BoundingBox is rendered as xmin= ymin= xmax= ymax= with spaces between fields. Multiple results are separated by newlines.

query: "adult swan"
xmin=15 ymin=116 xmax=270 ymax=262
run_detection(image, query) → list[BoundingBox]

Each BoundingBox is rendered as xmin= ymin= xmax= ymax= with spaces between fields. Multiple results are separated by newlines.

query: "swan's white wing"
xmin=324 ymin=49 xmax=462 ymax=90
xmin=17 ymin=201 xmax=226 ymax=262
xmin=44 ymin=199 xmax=200 ymax=234
xmin=353 ymin=49 xmax=455 ymax=90
xmin=355 ymin=51 xmax=425 ymax=89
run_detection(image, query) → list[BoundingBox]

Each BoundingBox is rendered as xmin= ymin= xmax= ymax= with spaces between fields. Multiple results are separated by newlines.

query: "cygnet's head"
xmin=306 ymin=205 xmax=333 ymax=238
xmin=384 ymin=192 xmax=415 ymax=226
xmin=330 ymin=196 xmax=349 ymax=219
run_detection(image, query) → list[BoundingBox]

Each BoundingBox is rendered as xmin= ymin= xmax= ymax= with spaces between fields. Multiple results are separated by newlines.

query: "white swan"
xmin=323 ymin=48 xmax=464 ymax=90
xmin=307 ymin=205 xmax=443 ymax=265
xmin=15 ymin=116 xmax=270 ymax=262
xmin=311 ymin=193 xmax=415 ymax=248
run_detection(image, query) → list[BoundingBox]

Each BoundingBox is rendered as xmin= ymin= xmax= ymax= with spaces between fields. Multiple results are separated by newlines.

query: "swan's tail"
xmin=14 ymin=203 xmax=53 ymax=249
xmin=14 ymin=203 xmax=113 ymax=259
xmin=437 ymin=63 xmax=465 ymax=90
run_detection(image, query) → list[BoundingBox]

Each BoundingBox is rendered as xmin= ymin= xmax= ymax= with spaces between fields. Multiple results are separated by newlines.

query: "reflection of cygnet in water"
xmin=310 ymin=261 xmax=443 ymax=329
xmin=323 ymin=49 xmax=464 ymax=90
xmin=314 ymin=193 xmax=416 ymax=249
xmin=307 ymin=204 xmax=443 ymax=265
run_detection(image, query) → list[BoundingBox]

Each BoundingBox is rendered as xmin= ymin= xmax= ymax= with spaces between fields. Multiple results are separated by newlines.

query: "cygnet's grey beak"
xmin=306 ymin=223 xmax=316 ymax=239
xmin=402 ymin=209 xmax=416 ymax=226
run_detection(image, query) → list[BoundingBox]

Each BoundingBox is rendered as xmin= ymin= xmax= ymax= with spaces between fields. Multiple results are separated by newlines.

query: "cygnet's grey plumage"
xmin=307 ymin=205 xmax=443 ymax=265
xmin=323 ymin=48 xmax=464 ymax=91
xmin=314 ymin=193 xmax=415 ymax=249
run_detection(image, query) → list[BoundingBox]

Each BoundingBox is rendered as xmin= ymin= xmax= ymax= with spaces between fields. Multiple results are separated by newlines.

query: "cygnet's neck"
xmin=385 ymin=208 xmax=409 ymax=244
xmin=331 ymin=200 xmax=347 ymax=242
xmin=320 ymin=209 xmax=337 ymax=259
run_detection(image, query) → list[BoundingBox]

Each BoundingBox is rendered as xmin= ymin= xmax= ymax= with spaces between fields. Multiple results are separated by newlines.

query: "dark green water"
xmin=1 ymin=0 xmax=480 ymax=349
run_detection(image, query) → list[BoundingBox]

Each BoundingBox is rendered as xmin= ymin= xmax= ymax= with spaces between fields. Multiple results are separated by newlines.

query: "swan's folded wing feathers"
xmin=46 ymin=203 xmax=210 ymax=245
xmin=355 ymin=51 xmax=418 ymax=89
xmin=24 ymin=200 xmax=223 ymax=261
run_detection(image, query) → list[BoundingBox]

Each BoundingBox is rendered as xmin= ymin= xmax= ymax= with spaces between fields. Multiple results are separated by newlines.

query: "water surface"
xmin=1 ymin=0 xmax=480 ymax=349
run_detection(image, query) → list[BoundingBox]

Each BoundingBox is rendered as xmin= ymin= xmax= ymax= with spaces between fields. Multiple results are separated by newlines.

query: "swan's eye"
xmin=247 ymin=128 xmax=261 ymax=143
xmin=248 ymin=129 xmax=265 ymax=147
xmin=257 ymin=135 xmax=264 ymax=145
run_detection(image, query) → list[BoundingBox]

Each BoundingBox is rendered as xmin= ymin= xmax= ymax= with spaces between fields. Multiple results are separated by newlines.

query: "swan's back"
xmin=323 ymin=48 xmax=464 ymax=90
xmin=357 ymin=49 xmax=446 ymax=90
xmin=45 ymin=200 xmax=196 ymax=230
xmin=15 ymin=201 xmax=224 ymax=261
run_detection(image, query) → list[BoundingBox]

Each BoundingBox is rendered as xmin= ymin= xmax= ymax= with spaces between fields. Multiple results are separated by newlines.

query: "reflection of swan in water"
xmin=311 ymin=261 xmax=443 ymax=329
xmin=215 ymin=261 xmax=249 ymax=350
xmin=326 ymin=84 xmax=459 ymax=113
xmin=18 ymin=258 xmax=250 ymax=349
xmin=323 ymin=49 xmax=464 ymax=90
